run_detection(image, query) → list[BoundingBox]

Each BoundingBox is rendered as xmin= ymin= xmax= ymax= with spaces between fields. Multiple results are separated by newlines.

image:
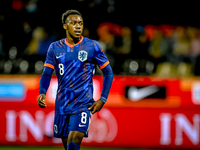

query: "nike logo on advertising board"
xmin=56 ymin=55 xmax=63 ymax=59
xmin=127 ymin=85 xmax=159 ymax=101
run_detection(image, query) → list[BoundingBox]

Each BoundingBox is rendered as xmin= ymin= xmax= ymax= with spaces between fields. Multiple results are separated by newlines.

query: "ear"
xmin=63 ymin=24 xmax=67 ymax=30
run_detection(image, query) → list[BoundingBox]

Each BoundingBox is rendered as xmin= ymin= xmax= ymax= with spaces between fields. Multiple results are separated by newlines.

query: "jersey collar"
xmin=65 ymin=36 xmax=83 ymax=47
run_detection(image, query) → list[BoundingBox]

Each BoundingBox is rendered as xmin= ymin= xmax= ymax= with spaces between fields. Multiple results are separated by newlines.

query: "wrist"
xmin=39 ymin=88 xmax=46 ymax=95
xmin=99 ymin=96 xmax=107 ymax=103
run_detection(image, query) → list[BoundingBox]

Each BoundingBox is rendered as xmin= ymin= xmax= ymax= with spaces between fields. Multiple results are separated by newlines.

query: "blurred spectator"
xmin=97 ymin=22 xmax=132 ymax=74
xmin=97 ymin=22 xmax=121 ymax=55
xmin=116 ymin=27 xmax=132 ymax=55
xmin=97 ymin=22 xmax=120 ymax=74
xmin=25 ymin=26 xmax=45 ymax=55
xmin=189 ymin=29 xmax=200 ymax=75
xmin=148 ymin=30 xmax=171 ymax=59
xmin=115 ymin=26 xmax=132 ymax=74
xmin=137 ymin=26 xmax=150 ymax=60
xmin=172 ymin=27 xmax=190 ymax=55
xmin=25 ymin=26 xmax=57 ymax=56
xmin=147 ymin=30 xmax=171 ymax=72
xmin=24 ymin=0 xmax=38 ymax=13
xmin=38 ymin=30 xmax=57 ymax=56
xmin=23 ymin=21 xmax=32 ymax=34
xmin=189 ymin=28 xmax=200 ymax=57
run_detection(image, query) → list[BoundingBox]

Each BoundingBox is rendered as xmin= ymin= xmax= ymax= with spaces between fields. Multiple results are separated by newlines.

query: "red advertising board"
xmin=2 ymin=107 xmax=200 ymax=149
xmin=1 ymin=75 xmax=200 ymax=149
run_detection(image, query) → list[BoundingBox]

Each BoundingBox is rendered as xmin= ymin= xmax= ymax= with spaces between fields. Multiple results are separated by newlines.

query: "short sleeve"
xmin=94 ymin=41 xmax=110 ymax=70
xmin=44 ymin=43 xmax=55 ymax=70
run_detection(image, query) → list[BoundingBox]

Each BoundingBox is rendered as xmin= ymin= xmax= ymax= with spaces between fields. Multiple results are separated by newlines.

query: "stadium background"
xmin=1 ymin=0 xmax=200 ymax=150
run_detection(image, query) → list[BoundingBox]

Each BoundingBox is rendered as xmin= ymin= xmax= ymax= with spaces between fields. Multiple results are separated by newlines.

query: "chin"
xmin=73 ymin=35 xmax=81 ymax=39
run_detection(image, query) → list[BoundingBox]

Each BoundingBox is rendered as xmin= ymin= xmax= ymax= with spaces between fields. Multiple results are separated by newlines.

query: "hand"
xmin=37 ymin=94 xmax=47 ymax=108
xmin=88 ymin=100 xmax=105 ymax=114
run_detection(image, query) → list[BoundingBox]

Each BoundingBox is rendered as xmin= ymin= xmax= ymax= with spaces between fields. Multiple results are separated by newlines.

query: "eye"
xmin=72 ymin=22 xmax=76 ymax=25
xmin=79 ymin=22 xmax=83 ymax=25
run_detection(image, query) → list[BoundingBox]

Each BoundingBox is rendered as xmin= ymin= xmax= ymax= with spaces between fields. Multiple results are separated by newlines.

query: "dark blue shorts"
xmin=53 ymin=110 xmax=91 ymax=138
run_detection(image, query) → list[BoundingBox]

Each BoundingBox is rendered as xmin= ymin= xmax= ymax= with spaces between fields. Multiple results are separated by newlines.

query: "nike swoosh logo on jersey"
xmin=56 ymin=55 xmax=63 ymax=59
xmin=127 ymin=85 xmax=159 ymax=101
xmin=79 ymin=124 xmax=86 ymax=127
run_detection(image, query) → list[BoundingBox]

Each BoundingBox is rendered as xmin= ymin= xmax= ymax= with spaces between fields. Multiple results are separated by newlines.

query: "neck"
xmin=66 ymin=32 xmax=80 ymax=45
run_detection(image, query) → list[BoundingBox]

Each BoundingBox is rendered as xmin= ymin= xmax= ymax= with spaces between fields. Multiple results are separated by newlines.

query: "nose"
xmin=76 ymin=23 xmax=81 ymax=29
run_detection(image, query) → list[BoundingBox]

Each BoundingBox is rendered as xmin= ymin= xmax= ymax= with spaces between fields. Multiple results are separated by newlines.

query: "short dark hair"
xmin=62 ymin=9 xmax=82 ymax=24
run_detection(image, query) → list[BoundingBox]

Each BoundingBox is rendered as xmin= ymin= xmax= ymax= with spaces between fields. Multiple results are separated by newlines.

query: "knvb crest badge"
xmin=78 ymin=50 xmax=88 ymax=62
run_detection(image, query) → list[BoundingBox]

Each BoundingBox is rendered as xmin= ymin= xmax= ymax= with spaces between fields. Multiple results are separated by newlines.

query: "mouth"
xmin=74 ymin=31 xmax=81 ymax=35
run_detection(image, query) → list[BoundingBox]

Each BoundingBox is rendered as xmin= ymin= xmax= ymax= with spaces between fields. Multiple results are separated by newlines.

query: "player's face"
xmin=66 ymin=15 xmax=83 ymax=39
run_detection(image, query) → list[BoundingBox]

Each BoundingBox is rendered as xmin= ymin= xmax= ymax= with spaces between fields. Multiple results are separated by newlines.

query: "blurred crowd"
xmin=0 ymin=0 xmax=200 ymax=77
xmin=137 ymin=25 xmax=200 ymax=77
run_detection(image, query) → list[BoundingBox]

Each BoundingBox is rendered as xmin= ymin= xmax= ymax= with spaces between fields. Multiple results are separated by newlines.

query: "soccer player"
xmin=37 ymin=10 xmax=113 ymax=150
